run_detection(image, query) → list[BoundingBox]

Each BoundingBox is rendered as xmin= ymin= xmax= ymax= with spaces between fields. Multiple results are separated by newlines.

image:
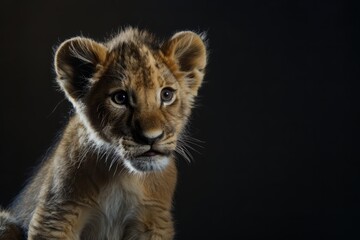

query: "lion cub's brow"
xmin=114 ymin=44 xmax=174 ymax=88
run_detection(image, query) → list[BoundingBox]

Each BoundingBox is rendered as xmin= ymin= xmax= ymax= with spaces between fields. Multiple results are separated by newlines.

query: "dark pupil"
xmin=114 ymin=92 xmax=126 ymax=104
xmin=162 ymin=90 xmax=172 ymax=101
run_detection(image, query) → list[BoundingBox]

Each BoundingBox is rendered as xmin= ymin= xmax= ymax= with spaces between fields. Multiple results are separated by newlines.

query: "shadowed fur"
xmin=0 ymin=27 xmax=207 ymax=240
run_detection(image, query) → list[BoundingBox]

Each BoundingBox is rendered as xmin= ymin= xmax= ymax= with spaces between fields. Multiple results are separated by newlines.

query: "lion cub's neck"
xmin=56 ymin=115 xmax=119 ymax=174
xmin=48 ymin=114 xmax=132 ymax=206
xmin=54 ymin=115 xmax=141 ymax=239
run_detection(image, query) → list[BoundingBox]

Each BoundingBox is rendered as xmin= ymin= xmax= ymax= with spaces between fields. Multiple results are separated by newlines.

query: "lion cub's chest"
xmin=83 ymin=179 xmax=139 ymax=240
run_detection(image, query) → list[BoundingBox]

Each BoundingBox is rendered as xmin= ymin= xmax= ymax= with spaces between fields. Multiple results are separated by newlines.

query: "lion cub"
xmin=0 ymin=28 xmax=207 ymax=240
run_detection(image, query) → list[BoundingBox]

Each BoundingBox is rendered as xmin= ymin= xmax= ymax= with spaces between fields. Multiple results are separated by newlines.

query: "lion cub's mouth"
xmin=121 ymin=140 xmax=175 ymax=172
xmin=139 ymin=149 xmax=163 ymax=157
xmin=124 ymin=147 xmax=170 ymax=172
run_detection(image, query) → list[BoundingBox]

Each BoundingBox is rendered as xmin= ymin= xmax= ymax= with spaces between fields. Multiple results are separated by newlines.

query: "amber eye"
xmin=161 ymin=88 xmax=175 ymax=103
xmin=111 ymin=91 xmax=127 ymax=105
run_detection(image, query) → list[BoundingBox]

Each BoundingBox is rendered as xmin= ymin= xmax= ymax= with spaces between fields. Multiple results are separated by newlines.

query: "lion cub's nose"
xmin=144 ymin=129 xmax=163 ymax=140
xmin=135 ymin=129 xmax=164 ymax=145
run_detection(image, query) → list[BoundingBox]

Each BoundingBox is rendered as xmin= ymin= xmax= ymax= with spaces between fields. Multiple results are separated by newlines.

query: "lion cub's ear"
xmin=54 ymin=37 xmax=107 ymax=102
xmin=162 ymin=31 xmax=207 ymax=95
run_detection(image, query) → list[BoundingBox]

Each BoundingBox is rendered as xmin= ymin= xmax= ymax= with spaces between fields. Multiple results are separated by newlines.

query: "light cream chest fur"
xmin=84 ymin=177 xmax=140 ymax=240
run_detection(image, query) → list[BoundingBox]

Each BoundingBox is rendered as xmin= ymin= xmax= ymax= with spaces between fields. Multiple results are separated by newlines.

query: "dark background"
xmin=0 ymin=0 xmax=359 ymax=239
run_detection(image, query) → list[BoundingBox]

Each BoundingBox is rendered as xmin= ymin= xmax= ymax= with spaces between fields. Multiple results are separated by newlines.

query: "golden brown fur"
xmin=0 ymin=27 xmax=207 ymax=240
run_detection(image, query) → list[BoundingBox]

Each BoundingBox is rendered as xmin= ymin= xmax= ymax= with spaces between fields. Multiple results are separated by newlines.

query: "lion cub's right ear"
xmin=161 ymin=31 xmax=207 ymax=96
xmin=54 ymin=37 xmax=107 ymax=103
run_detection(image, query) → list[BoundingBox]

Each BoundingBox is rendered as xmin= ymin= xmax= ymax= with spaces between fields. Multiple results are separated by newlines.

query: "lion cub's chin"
xmin=123 ymin=155 xmax=170 ymax=173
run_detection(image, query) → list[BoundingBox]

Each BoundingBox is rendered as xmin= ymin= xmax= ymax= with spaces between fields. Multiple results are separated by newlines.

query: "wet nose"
xmin=134 ymin=129 xmax=164 ymax=145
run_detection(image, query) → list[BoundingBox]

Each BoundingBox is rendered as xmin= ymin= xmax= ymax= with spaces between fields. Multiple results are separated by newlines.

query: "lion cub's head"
xmin=54 ymin=28 xmax=207 ymax=172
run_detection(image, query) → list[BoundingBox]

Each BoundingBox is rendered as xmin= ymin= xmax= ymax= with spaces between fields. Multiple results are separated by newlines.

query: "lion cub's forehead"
xmin=108 ymin=40 xmax=175 ymax=90
xmin=103 ymin=28 xmax=178 ymax=89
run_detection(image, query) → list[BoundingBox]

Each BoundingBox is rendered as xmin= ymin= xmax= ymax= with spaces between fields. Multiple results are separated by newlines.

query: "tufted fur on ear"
xmin=161 ymin=31 xmax=207 ymax=95
xmin=54 ymin=37 xmax=108 ymax=103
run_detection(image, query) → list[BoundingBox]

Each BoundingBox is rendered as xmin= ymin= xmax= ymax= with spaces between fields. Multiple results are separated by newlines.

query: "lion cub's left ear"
xmin=162 ymin=31 xmax=207 ymax=95
xmin=54 ymin=37 xmax=108 ymax=104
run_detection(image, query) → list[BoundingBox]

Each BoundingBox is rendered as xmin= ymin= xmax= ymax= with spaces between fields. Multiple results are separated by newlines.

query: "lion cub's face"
xmin=54 ymin=28 xmax=207 ymax=172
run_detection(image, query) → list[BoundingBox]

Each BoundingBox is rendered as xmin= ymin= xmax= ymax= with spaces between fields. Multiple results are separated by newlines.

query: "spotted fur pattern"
xmin=0 ymin=27 xmax=207 ymax=240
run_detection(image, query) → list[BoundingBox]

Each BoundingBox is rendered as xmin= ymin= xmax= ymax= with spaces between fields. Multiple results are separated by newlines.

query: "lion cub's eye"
xmin=161 ymin=88 xmax=175 ymax=104
xmin=111 ymin=91 xmax=128 ymax=105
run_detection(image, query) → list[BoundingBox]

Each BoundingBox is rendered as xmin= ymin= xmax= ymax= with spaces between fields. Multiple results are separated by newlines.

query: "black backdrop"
xmin=0 ymin=0 xmax=359 ymax=239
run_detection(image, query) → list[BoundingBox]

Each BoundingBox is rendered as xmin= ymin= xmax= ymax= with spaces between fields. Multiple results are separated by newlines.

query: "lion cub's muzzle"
xmin=122 ymin=128 xmax=175 ymax=172
xmin=132 ymin=128 xmax=164 ymax=146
